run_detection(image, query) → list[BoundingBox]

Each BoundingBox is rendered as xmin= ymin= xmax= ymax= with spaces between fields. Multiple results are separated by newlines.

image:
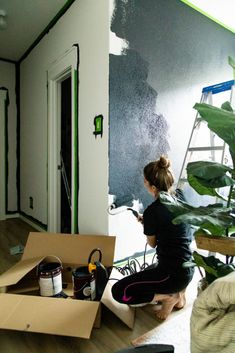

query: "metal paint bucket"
xmin=38 ymin=256 xmax=63 ymax=297
xmin=72 ymin=266 xmax=96 ymax=300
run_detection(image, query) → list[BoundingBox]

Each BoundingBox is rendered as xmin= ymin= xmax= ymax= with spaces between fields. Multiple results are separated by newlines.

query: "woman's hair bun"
xmin=157 ymin=155 xmax=170 ymax=169
xmin=143 ymin=155 xmax=174 ymax=191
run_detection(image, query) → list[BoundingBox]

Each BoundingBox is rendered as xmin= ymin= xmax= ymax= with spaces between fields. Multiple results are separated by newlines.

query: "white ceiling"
xmin=0 ymin=0 xmax=69 ymax=62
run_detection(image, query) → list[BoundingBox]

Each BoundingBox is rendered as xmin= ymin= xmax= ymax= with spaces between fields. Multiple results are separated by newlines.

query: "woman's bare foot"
xmin=174 ymin=290 xmax=186 ymax=310
xmin=153 ymin=293 xmax=180 ymax=320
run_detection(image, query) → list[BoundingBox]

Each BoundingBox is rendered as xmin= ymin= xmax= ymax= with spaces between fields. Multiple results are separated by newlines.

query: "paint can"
xmin=38 ymin=256 xmax=63 ymax=297
xmin=72 ymin=266 xmax=96 ymax=300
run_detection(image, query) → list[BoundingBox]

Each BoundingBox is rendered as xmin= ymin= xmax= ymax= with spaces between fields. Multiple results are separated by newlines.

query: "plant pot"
xmin=195 ymin=234 xmax=235 ymax=256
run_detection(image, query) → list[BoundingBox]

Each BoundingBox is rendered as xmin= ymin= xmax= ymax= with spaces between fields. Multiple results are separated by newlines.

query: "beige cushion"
xmin=191 ymin=271 xmax=235 ymax=353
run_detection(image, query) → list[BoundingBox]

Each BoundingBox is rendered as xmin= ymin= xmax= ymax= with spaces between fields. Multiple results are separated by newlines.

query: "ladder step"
xmin=179 ymin=178 xmax=188 ymax=183
xmin=202 ymin=79 xmax=235 ymax=95
xmin=188 ymin=146 xmax=224 ymax=152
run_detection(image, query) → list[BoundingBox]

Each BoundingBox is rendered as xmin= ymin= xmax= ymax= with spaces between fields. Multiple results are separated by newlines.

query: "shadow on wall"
xmin=109 ymin=49 xmax=169 ymax=209
xmin=109 ymin=0 xmax=170 ymax=210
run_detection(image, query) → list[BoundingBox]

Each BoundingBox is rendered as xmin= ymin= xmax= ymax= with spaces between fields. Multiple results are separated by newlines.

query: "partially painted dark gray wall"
xmin=109 ymin=49 xmax=169 ymax=209
xmin=109 ymin=0 xmax=235 ymax=210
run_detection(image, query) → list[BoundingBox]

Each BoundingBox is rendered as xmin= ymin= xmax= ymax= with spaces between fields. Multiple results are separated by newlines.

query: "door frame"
xmin=47 ymin=46 xmax=78 ymax=233
xmin=0 ymin=89 xmax=7 ymax=220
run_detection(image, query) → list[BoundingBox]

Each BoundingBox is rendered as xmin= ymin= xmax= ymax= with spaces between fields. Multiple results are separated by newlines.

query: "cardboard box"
xmin=0 ymin=232 xmax=135 ymax=338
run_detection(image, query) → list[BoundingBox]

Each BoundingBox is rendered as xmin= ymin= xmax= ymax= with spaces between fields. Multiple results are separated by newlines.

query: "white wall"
xmin=0 ymin=61 xmax=17 ymax=212
xmin=20 ymin=0 xmax=109 ymax=234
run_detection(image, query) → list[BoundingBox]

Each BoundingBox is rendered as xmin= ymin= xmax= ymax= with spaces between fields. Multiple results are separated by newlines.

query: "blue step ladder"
xmin=177 ymin=79 xmax=235 ymax=190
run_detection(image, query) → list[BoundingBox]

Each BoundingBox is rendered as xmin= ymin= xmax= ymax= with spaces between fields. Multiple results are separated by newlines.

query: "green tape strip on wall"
xmin=73 ymin=69 xmax=78 ymax=233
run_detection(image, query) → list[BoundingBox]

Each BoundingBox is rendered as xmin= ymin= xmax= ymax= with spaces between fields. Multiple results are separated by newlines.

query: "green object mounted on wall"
xmin=93 ymin=114 xmax=103 ymax=137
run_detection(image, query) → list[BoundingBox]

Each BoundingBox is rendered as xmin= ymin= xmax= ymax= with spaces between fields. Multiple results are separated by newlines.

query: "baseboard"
xmin=5 ymin=213 xmax=20 ymax=219
xmin=3 ymin=213 xmax=45 ymax=233
xmin=19 ymin=214 xmax=46 ymax=232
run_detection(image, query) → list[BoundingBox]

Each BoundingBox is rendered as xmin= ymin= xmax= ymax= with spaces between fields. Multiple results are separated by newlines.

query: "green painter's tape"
xmin=73 ymin=69 xmax=78 ymax=233
xmin=19 ymin=0 xmax=76 ymax=63
xmin=180 ymin=0 xmax=235 ymax=34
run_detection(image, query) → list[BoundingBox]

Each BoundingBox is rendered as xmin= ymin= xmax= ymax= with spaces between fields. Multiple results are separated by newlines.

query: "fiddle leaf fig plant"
xmin=159 ymin=100 xmax=235 ymax=284
xmin=160 ymin=57 xmax=235 ymax=283
xmin=160 ymin=100 xmax=235 ymax=237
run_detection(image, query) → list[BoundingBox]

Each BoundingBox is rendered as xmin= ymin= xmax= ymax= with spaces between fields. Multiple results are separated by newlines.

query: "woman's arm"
xmin=146 ymin=235 xmax=157 ymax=248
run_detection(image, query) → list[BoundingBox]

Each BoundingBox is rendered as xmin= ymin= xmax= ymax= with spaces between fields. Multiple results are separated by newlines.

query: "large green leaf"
xmin=192 ymin=251 xmax=235 ymax=283
xmin=221 ymin=101 xmax=233 ymax=112
xmin=159 ymin=192 xmax=194 ymax=216
xmin=192 ymin=252 xmax=218 ymax=278
xmin=194 ymin=103 xmax=235 ymax=160
xmin=187 ymin=161 xmax=233 ymax=179
xmin=159 ymin=192 xmax=233 ymax=235
xmin=188 ymin=174 xmax=231 ymax=198
xmin=194 ymin=175 xmax=234 ymax=188
xmin=188 ymin=175 xmax=235 ymax=189
xmin=187 ymin=161 xmax=235 ymax=197
xmin=173 ymin=213 xmax=231 ymax=236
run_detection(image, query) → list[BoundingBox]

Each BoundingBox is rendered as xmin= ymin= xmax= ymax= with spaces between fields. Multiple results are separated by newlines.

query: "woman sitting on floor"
xmin=111 ymin=155 xmax=194 ymax=320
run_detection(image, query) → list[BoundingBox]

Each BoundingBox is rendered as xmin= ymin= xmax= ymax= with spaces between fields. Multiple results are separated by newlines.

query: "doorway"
xmin=60 ymin=76 xmax=71 ymax=233
xmin=47 ymin=46 xmax=78 ymax=234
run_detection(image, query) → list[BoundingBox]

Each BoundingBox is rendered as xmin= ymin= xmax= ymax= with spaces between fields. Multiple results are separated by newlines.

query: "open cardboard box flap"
xmin=101 ymin=267 xmax=135 ymax=329
xmin=0 ymin=232 xmax=135 ymax=337
xmin=0 ymin=293 xmax=99 ymax=338
xmin=22 ymin=232 xmax=115 ymax=265
xmin=0 ymin=256 xmax=44 ymax=287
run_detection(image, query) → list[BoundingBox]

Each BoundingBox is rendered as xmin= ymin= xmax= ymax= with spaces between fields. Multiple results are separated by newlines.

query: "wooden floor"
xmin=0 ymin=218 xmax=164 ymax=353
xmin=0 ymin=218 xmax=36 ymax=274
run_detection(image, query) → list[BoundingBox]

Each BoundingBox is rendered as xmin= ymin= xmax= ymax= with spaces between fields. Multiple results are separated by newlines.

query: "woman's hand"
xmin=137 ymin=214 xmax=144 ymax=224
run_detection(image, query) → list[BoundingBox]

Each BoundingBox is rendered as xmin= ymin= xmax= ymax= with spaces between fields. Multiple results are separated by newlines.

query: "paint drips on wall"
xmin=109 ymin=0 xmax=170 ymax=209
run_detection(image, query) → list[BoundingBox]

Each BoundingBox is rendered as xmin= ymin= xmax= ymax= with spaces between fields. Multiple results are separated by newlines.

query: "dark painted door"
xmin=60 ymin=76 xmax=71 ymax=233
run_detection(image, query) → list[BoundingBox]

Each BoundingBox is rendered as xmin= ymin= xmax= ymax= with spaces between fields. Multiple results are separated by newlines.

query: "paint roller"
xmin=109 ymin=194 xmax=139 ymax=218
xmin=110 ymin=194 xmax=133 ymax=209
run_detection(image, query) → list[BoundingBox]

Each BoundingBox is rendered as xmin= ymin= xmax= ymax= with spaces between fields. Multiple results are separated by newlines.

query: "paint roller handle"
xmin=137 ymin=214 xmax=144 ymax=224
xmin=127 ymin=208 xmax=144 ymax=224
xmin=127 ymin=208 xmax=140 ymax=219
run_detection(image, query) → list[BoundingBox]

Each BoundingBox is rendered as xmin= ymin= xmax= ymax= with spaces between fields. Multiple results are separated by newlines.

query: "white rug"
xmin=131 ymin=271 xmax=201 ymax=353
xmin=132 ymin=305 xmax=192 ymax=353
